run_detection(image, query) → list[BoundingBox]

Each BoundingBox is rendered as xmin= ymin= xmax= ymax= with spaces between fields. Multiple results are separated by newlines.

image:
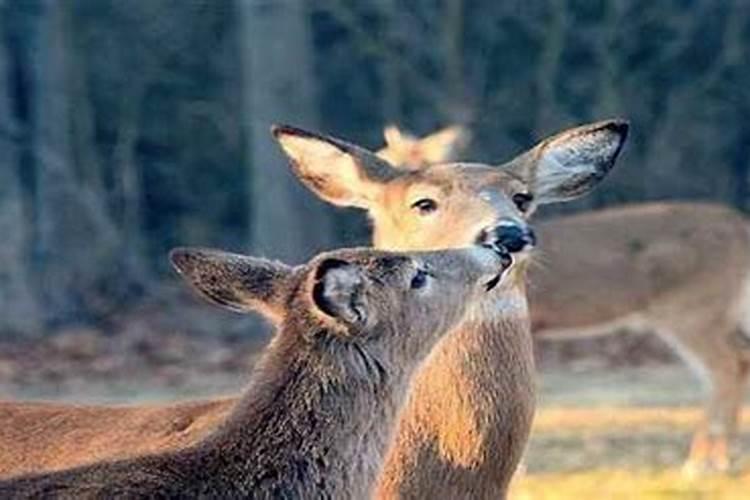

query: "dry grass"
xmin=511 ymin=406 xmax=750 ymax=500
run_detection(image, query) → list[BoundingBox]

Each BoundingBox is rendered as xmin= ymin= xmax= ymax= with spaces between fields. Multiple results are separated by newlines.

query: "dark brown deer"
xmin=0 ymin=244 xmax=511 ymax=498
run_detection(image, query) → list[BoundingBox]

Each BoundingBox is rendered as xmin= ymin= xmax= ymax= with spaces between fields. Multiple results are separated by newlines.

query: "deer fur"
xmin=271 ymin=119 xmax=628 ymax=498
xmin=0 ymin=245 xmax=510 ymax=498
xmin=0 ymin=120 xmax=627 ymax=497
xmin=0 ymin=125 xmax=468 ymax=479
xmin=531 ymin=201 xmax=750 ymax=475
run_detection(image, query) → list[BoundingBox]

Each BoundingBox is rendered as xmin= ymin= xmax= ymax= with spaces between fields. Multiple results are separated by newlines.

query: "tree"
xmin=239 ymin=0 xmax=334 ymax=263
xmin=0 ymin=0 xmax=41 ymax=336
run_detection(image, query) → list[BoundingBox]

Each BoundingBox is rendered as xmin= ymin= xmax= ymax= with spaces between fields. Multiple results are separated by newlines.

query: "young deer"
xmin=531 ymin=201 xmax=750 ymax=475
xmin=271 ymin=119 xmax=628 ymax=498
xmin=0 ymin=244 xmax=512 ymax=498
xmin=0 ymin=125 xmax=470 ymax=480
xmin=0 ymin=120 xmax=627 ymax=496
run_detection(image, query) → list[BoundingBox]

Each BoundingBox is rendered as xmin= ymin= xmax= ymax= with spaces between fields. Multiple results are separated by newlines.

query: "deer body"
xmin=1 ymin=245 xmax=509 ymax=498
xmin=531 ymin=201 xmax=750 ymax=473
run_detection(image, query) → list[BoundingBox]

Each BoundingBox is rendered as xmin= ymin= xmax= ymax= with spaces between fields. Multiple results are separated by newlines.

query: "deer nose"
xmin=480 ymin=220 xmax=536 ymax=253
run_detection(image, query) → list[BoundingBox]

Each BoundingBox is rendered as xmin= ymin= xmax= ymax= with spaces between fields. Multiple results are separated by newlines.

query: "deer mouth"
xmin=482 ymin=243 xmax=513 ymax=291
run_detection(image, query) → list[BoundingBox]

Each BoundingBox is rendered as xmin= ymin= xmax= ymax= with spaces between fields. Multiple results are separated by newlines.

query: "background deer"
xmin=530 ymin=201 xmax=750 ymax=474
xmin=1 ymin=244 xmax=511 ymax=498
xmin=0 ymin=120 xmax=627 ymax=497
xmin=376 ymin=124 xmax=469 ymax=169
xmin=0 ymin=125 xmax=470 ymax=479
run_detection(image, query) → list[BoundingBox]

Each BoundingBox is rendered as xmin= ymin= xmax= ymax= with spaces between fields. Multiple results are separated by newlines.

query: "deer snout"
xmin=478 ymin=220 xmax=537 ymax=253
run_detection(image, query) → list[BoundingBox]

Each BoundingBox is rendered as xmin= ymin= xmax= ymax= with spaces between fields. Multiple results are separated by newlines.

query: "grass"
xmin=508 ymin=365 xmax=750 ymax=499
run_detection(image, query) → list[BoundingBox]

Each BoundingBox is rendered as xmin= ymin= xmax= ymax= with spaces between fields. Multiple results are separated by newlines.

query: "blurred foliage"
xmin=1 ymin=0 xmax=749 ymax=336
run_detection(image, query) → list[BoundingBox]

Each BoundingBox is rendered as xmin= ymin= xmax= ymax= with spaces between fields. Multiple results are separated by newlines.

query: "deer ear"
xmin=505 ymin=119 xmax=629 ymax=204
xmin=170 ymin=248 xmax=292 ymax=323
xmin=311 ymin=258 xmax=369 ymax=329
xmin=272 ymin=124 xmax=402 ymax=209
xmin=414 ymin=125 xmax=470 ymax=165
xmin=378 ymin=125 xmax=469 ymax=169
xmin=383 ymin=125 xmax=405 ymax=147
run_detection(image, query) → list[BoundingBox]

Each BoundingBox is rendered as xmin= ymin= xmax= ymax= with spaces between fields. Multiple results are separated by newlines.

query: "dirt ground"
xmin=1 ymin=328 xmax=749 ymax=499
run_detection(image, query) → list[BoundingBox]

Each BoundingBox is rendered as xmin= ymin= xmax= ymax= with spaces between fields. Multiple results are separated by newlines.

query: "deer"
xmin=381 ymin=124 xmax=750 ymax=475
xmin=376 ymin=124 xmax=469 ymax=169
xmin=0 ymin=244 xmax=513 ymax=498
xmin=0 ymin=124 xmax=471 ymax=479
xmin=271 ymin=119 xmax=628 ymax=498
xmin=0 ymin=120 xmax=628 ymax=497
xmin=528 ymin=201 xmax=750 ymax=475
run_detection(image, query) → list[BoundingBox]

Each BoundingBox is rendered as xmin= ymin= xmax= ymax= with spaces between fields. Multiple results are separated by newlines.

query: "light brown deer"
xmin=381 ymin=125 xmax=750 ymax=475
xmin=0 ymin=244 xmax=512 ymax=498
xmin=0 ymin=120 xmax=627 ymax=496
xmin=530 ymin=201 xmax=750 ymax=475
xmin=271 ymin=119 xmax=627 ymax=498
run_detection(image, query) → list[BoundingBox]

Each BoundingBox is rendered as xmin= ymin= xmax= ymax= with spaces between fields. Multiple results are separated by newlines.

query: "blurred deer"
xmin=0 ymin=245 xmax=511 ymax=498
xmin=376 ymin=124 xmax=469 ymax=168
xmin=531 ymin=202 xmax=750 ymax=475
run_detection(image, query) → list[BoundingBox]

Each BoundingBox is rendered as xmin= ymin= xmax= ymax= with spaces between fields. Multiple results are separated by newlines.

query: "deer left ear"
xmin=170 ymin=248 xmax=293 ymax=323
xmin=505 ymin=119 xmax=629 ymax=204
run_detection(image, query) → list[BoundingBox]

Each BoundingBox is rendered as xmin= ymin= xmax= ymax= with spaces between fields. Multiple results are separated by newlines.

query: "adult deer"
xmin=383 ymin=127 xmax=749 ymax=474
xmin=0 ymin=244 xmax=512 ymax=498
xmin=0 ymin=120 xmax=628 ymax=497
xmin=272 ymin=119 xmax=627 ymax=498
xmin=531 ymin=201 xmax=750 ymax=475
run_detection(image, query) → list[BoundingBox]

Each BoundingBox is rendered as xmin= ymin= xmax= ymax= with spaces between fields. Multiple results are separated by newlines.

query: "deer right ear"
xmin=170 ymin=248 xmax=292 ymax=324
xmin=272 ymin=124 xmax=402 ymax=209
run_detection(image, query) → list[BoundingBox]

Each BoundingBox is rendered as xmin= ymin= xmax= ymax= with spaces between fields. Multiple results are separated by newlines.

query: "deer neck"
xmin=204 ymin=326 xmax=419 ymax=497
xmin=376 ymin=267 xmax=536 ymax=498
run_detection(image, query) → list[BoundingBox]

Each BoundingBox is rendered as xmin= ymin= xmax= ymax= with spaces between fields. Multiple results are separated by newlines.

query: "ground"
xmin=514 ymin=368 xmax=750 ymax=500
xmin=1 ymin=328 xmax=749 ymax=499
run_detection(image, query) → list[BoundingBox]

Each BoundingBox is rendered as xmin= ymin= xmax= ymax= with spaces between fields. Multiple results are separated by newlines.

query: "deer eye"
xmin=512 ymin=193 xmax=533 ymax=213
xmin=410 ymin=269 xmax=430 ymax=289
xmin=411 ymin=198 xmax=438 ymax=215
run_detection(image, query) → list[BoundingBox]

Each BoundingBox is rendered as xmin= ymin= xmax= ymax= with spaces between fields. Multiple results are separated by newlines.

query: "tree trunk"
xmin=29 ymin=0 xmax=118 ymax=326
xmin=0 ymin=0 xmax=42 ymax=336
xmin=239 ymin=0 xmax=334 ymax=264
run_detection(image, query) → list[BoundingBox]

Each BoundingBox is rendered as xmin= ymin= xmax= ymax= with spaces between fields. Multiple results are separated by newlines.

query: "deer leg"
xmin=682 ymin=340 xmax=748 ymax=476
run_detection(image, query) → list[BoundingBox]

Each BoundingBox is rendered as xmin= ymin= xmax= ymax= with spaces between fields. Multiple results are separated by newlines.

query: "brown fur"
xmin=377 ymin=124 xmax=469 ymax=169
xmin=530 ymin=201 xmax=750 ymax=474
xmin=0 ymin=126 xmax=469 ymax=480
xmin=272 ymin=119 xmax=627 ymax=498
xmin=0 ymin=245 xmax=509 ymax=498
xmin=0 ymin=121 xmax=627 ymax=497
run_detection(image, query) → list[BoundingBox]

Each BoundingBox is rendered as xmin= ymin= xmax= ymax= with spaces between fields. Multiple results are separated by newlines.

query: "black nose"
xmin=485 ymin=222 xmax=536 ymax=253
